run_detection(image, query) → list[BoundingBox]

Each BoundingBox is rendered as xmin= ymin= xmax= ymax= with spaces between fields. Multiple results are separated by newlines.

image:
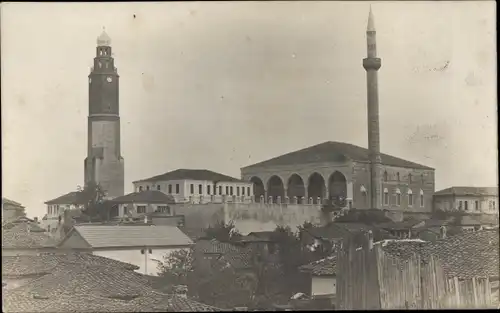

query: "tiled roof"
xmin=380 ymin=229 xmax=500 ymax=279
xmin=110 ymin=190 xmax=176 ymax=204
xmin=44 ymin=191 xmax=86 ymax=205
xmin=195 ymin=239 xmax=243 ymax=254
xmin=299 ymin=255 xmax=337 ymax=276
xmin=2 ymin=198 xmax=24 ymax=208
xmin=241 ymin=141 xmax=433 ymax=170
xmin=64 ymin=225 xmax=194 ymax=248
xmin=375 ymin=219 xmax=425 ymax=230
xmin=194 ymin=239 xmax=254 ymax=270
xmin=434 ymin=186 xmax=498 ymax=197
xmin=2 ymin=263 xmax=221 ymax=312
xmin=133 ymin=168 xmax=244 ymax=183
xmin=2 ymin=253 xmax=138 ymax=277
xmin=2 ymin=220 xmax=57 ymax=249
xmin=179 ymin=227 xmax=207 ymax=241
xmin=304 ymin=222 xmax=396 ymax=242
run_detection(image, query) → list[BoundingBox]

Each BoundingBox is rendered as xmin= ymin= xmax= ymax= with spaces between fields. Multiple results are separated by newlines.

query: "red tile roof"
xmin=2 ymin=253 xmax=138 ymax=277
xmin=2 ymin=220 xmax=57 ymax=249
xmin=242 ymin=141 xmax=433 ymax=170
xmin=299 ymin=256 xmax=337 ymax=276
xmin=134 ymin=168 xmax=244 ymax=183
xmin=379 ymin=229 xmax=499 ymax=279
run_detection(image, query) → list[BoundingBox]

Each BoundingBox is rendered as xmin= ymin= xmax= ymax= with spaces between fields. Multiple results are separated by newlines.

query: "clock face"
xmin=107 ymin=77 xmax=112 ymax=83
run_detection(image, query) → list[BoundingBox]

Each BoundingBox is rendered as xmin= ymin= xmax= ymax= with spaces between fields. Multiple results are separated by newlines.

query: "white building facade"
xmin=132 ymin=169 xmax=254 ymax=204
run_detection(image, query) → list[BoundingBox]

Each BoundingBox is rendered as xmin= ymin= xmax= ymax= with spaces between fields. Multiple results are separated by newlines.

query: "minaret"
xmin=363 ymin=7 xmax=382 ymax=209
xmin=84 ymin=28 xmax=125 ymax=199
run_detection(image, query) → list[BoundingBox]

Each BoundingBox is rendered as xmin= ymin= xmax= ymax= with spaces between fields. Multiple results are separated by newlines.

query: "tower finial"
xmin=97 ymin=27 xmax=111 ymax=46
xmin=367 ymin=5 xmax=375 ymax=31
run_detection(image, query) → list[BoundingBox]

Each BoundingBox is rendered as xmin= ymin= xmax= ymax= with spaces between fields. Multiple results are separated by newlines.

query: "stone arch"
xmin=328 ymin=171 xmax=347 ymax=201
xmin=250 ymin=176 xmax=265 ymax=201
xmin=287 ymin=174 xmax=305 ymax=199
xmin=267 ymin=175 xmax=285 ymax=202
xmin=307 ymin=172 xmax=326 ymax=202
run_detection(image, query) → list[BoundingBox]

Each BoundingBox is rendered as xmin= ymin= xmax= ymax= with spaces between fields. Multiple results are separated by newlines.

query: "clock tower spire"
xmin=84 ymin=28 xmax=124 ymax=199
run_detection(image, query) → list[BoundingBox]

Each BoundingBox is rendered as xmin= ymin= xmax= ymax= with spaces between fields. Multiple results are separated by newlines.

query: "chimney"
xmin=440 ymin=226 xmax=447 ymax=239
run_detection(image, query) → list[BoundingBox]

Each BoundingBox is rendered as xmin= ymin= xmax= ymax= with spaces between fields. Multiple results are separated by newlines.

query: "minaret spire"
xmin=363 ymin=6 xmax=382 ymax=210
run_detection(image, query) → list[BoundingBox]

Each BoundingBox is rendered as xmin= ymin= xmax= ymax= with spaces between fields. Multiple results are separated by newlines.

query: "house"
xmin=375 ymin=218 xmax=425 ymax=239
xmin=132 ymin=168 xmax=254 ymax=204
xmin=298 ymin=255 xmax=337 ymax=308
xmin=2 ymin=255 xmax=221 ymax=312
xmin=42 ymin=191 xmax=86 ymax=232
xmin=2 ymin=198 xmax=26 ymax=222
xmin=2 ymin=252 xmax=138 ymax=290
xmin=433 ymin=186 xmax=499 ymax=215
xmin=57 ymin=224 xmax=194 ymax=276
xmin=109 ymin=190 xmax=176 ymax=219
xmin=2 ymin=217 xmax=59 ymax=256
xmin=193 ymin=239 xmax=254 ymax=273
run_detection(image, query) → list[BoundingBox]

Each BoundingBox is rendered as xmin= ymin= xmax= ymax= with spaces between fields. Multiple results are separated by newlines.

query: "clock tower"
xmin=84 ymin=28 xmax=124 ymax=199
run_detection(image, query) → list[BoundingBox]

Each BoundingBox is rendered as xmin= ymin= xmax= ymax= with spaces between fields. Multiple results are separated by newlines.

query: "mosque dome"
xmin=97 ymin=28 xmax=111 ymax=46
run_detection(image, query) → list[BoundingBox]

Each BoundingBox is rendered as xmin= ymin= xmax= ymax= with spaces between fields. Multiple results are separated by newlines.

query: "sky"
xmin=1 ymin=1 xmax=497 ymax=218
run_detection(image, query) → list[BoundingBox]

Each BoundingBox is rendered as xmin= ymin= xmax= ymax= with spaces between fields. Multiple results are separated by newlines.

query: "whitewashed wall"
xmin=311 ymin=276 xmax=336 ymax=297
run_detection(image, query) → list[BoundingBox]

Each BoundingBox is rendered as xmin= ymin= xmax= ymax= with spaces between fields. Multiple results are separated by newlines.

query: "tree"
xmin=157 ymin=248 xmax=194 ymax=291
xmin=75 ymin=182 xmax=111 ymax=223
xmin=204 ymin=220 xmax=242 ymax=242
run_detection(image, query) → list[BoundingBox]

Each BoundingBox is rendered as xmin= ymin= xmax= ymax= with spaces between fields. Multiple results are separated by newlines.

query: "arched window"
xmin=408 ymin=189 xmax=413 ymax=206
xmin=384 ymin=171 xmax=388 ymax=182
xmin=383 ymin=188 xmax=389 ymax=205
xmin=420 ymin=189 xmax=424 ymax=207
xmin=395 ymin=188 xmax=401 ymax=206
xmin=396 ymin=172 xmax=400 ymax=182
xmin=146 ymin=186 xmax=150 ymax=191
xmin=139 ymin=186 xmax=143 ymax=192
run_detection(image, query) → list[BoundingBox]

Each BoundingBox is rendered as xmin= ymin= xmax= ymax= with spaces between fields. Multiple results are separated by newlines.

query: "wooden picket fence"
xmin=336 ymin=235 xmax=494 ymax=309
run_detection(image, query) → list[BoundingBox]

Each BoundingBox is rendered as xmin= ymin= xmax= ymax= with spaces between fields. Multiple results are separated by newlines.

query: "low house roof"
xmin=241 ymin=141 xmax=433 ymax=170
xmin=194 ymin=239 xmax=254 ymax=270
xmin=2 ymin=252 xmax=139 ymax=277
xmin=375 ymin=219 xmax=425 ymax=231
xmin=303 ymin=222 xmax=396 ymax=243
xmin=2 ymin=197 xmax=24 ymax=208
xmin=379 ymin=229 xmax=499 ymax=279
xmin=2 ymin=220 xmax=57 ymax=249
xmin=2 ymin=262 xmax=220 ymax=312
xmin=60 ymin=225 xmax=193 ymax=249
xmin=110 ymin=190 xmax=176 ymax=204
xmin=299 ymin=255 xmax=337 ymax=276
xmin=133 ymin=168 xmax=244 ymax=184
xmin=45 ymin=191 xmax=86 ymax=205
xmin=434 ymin=186 xmax=498 ymax=197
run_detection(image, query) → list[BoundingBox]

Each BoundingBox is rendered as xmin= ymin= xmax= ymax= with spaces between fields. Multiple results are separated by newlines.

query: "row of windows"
xmin=138 ymin=184 xmax=180 ymax=194
xmin=136 ymin=205 xmax=171 ymax=215
xmin=383 ymin=172 xmax=425 ymax=184
xmin=189 ymin=184 xmax=251 ymax=197
xmin=458 ymin=200 xmax=497 ymax=211
xmin=380 ymin=191 xmax=424 ymax=207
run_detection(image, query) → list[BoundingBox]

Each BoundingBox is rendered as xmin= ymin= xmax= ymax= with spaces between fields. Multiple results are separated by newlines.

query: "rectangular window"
xmin=396 ymin=194 xmax=401 ymax=206
xmin=137 ymin=206 xmax=147 ymax=214
xmin=226 ymin=186 xmax=229 ymax=195
xmin=168 ymin=184 xmax=172 ymax=194
xmin=384 ymin=192 xmax=389 ymax=205
xmin=458 ymin=201 xmax=463 ymax=210
xmin=198 ymin=184 xmax=203 ymax=194
xmin=408 ymin=194 xmax=413 ymax=206
xmin=219 ymin=186 xmax=222 ymax=195
xmin=176 ymin=184 xmax=180 ymax=194
xmin=156 ymin=206 xmax=171 ymax=214
xmin=420 ymin=195 xmax=424 ymax=207
xmin=242 ymin=187 xmax=245 ymax=196
xmin=190 ymin=184 xmax=194 ymax=194
xmin=475 ymin=201 xmax=479 ymax=211
xmin=207 ymin=185 xmax=211 ymax=195
xmin=157 ymin=185 xmax=161 ymax=191
xmin=464 ymin=201 xmax=468 ymax=211
xmin=230 ymin=186 xmax=234 ymax=195
xmin=237 ymin=187 xmax=240 ymax=196
xmin=247 ymin=187 xmax=250 ymax=195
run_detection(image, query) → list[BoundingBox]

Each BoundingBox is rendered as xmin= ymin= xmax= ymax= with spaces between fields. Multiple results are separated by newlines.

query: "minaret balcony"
xmin=363 ymin=58 xmax=382 ymax=71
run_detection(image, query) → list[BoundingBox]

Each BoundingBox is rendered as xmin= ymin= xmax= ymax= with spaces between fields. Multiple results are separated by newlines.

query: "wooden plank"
xmin=472 ymin=277 xmax=478 ymax=307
